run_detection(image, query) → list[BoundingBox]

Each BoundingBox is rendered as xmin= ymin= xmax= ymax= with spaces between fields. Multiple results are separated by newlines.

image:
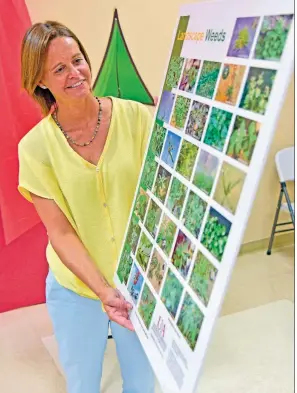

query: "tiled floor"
xmin=0 ymin=246 xmax=294 ymax=393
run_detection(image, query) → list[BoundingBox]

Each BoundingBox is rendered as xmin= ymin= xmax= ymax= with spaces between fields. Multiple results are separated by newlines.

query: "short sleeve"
xmin=18 ymin=141 xmax=55 ymax=203
xmin=139 ymin=104 xmax=153 ymax=158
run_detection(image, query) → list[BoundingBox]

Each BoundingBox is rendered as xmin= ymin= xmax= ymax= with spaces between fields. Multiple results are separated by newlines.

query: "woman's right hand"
xmin=100 ymin=287 xmax=134 ymax=331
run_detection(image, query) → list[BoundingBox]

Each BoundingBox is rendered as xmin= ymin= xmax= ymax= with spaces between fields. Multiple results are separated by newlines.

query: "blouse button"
xmin=111 ymin=237 xmax=115 ymax=242
xmin=103 ymin=203 xmax=107 ymax=208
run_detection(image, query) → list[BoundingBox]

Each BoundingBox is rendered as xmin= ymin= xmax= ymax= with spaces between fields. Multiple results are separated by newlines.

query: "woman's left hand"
xmin=101 ymin=286 xmax=134 ymax=331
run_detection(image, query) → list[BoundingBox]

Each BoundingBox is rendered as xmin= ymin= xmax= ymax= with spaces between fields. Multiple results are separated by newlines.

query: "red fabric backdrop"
xmin=0 ymin=0 xmax=48 ymax=313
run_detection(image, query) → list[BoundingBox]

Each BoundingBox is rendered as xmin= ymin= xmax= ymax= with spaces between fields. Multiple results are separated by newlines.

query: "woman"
xmin=18 ymin=21 xmax=155 ymax=393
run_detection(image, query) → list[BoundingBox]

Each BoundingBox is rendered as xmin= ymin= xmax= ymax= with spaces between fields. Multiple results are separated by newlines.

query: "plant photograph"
xmin=157 ymin=214 xmax=177 ymax=256
xmin=166 ymin=177 xmax=187 ymax=219
xmin=170 ymin=96 xmax=191 ymax=131
xmin=138 ymin=284 xmax=157 ymax=329
xmin=193 ymin=150 xmax=219 ymax=196
xmin=117 ymin=245 xmax=133 ymax=285
xmin=127 ymin=263 xmax=145 ymax=305
xmin=161 ymin=269 xmax=184 ymax=319
xmin=189 ymin=252 xmax=218 ymax=306
xmin=254 ymin=14 xmax=293 ymax=61
xmin=239 ymin=67 xmax=276 ymax=115
xmin=157 ymin=90 xmax=175 ymax=123
xmin=201 ymin=208 xmax=232 ymax=261
xmin=136 ymin=232 xmax=153 ymax=272
xmin=172 ymin=230 xmax=195 ymax=279
xmin=144 ymin=199 xmax=162 ymax=238
xmin=185 ymin=101 xmax=210 ymax=141
xmin=226 ymin=115 xmax=261 ymax=166
xmin=153 ymin=166 xmax=171 ymax=203
xmin=140 ymin=151 xmax=158 ymax=191
xmin=227 ymin=17 xmax=260 ymax=58
xmin=148 ymin=121 xmax=167 ymax=158
xmin=148 ymin=250 xmax=166 ymax=293
xmin=176 ymin=140 xmax=199 ymax=180
xmin=215 ymin=64 xmax=246 ymax=105
xmin=134 ymin=188 xmax=149 ymax=222
xmin=182 ymin=191 xmax=207 ymax=238
xmin=203 ymin=108 xmax=232 ymax=152
xmin=179 ymin=58 xmax=201 ymax=93
xmin=125 ymin=214 xmax=141 ymax=254
xmin=214 ymin=162 xmax=246 ymax=214
xmin=161 ymin=131 xmax=181 ymax=168
xmin=196 ymin=61 xmax=221 ymax=99
xmin=177 ymin=293 xmax=204 ymax=350
xmin=164 ymin=56 xmax=184 ymax=90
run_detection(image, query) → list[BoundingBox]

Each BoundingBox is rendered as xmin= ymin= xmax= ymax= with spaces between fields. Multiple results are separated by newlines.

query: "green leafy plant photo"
xmin=177 ymin=293 xmax=204 ymax=350
xmin=171 ymin=96 xmax=191 ymax=130
xmin=214 ymin=162 xmax=246 ymax=214
xmin=153 ymin=166 xmax=171 ymax=203
xmin=193 ymin=151 xmax=219 ymax=196
xmin=240 ymin=68 xmax=276 ymax=115
xmin=148 ymin=122 xmax=167 ymax=157
xmin=201 ymin=208 xmax=231 ymax=261
xmin=136 ymin=233 xmax=153 ymax=272
xmin=125 ymin=214 xmax=141 ymax=254
xmin=189 ymin=252 xmax=218 ymax=306
xmin=161 ymin=269 xmax=184 ymax=318
xmin=183 ymin=192 xmax=207 ymax=238
xmin=167 ymin=177 xmax=187 ymax=219
xmin=140 ymin=151 xmax=158 ymax=191
xmin=176 ymin=140 xmax=198 ymax=180
xmin=254 ymin=15 xmax=293 ymax=61
xmin=226 ymin=116 xmax=260 ymax=166
xmin=138 ymin=284 xmax=157 ymax=329
xmin=179 ymin=59 xmax=201 ymax=93
xmin=134 ymin=188 xmax=149 ymax=222
xmin=164 ymin=56 xmax=184 ymax=90
xmin=172 ymin=230 xmax=195 ymax=279
xmin=117 ymin=245 xmax=133 ymax=285
xmin=203 ymin=108 xmax=232 ymax=152
xmin=186 ymin=101 xmax=210 ymax=141
xmin=196 ymin=61 xmax=221 ymax=99
xmin=145 ymin=200 xmax=162 ymax=238
xmin=157 ymin=215 xmax=177 ymax=256
xmin=148 ymin=251 xmax=166 ymax=293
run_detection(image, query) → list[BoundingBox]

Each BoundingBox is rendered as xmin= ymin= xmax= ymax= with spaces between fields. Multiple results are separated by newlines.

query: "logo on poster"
xmin=177 ymin=28 xmax=226 ymax=43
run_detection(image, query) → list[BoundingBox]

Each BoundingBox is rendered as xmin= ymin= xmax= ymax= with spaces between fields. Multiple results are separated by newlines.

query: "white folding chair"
xmin=267 ymin=146 xmax=295 ymax=255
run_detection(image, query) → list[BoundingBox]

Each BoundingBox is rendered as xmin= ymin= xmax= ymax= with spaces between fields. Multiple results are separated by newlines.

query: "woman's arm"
xmin=31 ymin=193 xmax=134 ymax=330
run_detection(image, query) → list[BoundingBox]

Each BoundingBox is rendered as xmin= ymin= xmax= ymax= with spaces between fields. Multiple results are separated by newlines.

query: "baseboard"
xmin=239 ymin=232 xmax=294 ymax=255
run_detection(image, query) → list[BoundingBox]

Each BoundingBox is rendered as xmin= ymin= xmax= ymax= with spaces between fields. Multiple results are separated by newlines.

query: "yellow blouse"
xmin=18 ymin=97 xmax=152 ymax=298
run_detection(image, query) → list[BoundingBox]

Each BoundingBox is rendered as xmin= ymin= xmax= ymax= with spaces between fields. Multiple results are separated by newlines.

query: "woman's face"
xmin=40 ymin=36 xmax=92 ymax=102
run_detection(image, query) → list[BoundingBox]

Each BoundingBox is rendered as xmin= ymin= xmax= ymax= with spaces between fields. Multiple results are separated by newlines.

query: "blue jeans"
xmin=46 ymin=271 xmax=155 ymax=393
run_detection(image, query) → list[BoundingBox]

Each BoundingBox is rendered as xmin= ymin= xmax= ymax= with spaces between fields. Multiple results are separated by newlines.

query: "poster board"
xmin=114 ymin=1 xmax=294 ymax=392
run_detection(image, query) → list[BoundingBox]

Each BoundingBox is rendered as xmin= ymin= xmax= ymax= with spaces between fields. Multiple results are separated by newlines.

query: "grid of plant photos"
xmin=116 ymin=13 xmax=293 ymax=353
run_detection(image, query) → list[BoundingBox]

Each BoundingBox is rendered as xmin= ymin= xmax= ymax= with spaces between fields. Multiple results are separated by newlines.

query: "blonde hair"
xmin=21 ymin=21 xmax=92 ymax=115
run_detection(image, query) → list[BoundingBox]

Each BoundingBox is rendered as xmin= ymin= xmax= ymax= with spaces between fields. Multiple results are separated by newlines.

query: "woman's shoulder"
xmin=18 ymin=115 xmax=54 ymax=164
xmin=18 ymin=115 xmax=52 ymax=152
xmin=111 ymin=97 xmax=152 ymax=119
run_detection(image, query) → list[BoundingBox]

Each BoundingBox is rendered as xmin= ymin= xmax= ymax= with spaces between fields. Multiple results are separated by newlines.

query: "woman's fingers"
xmin=105 ymin=304 xmax=135 ymax=331
xmin=102 ymin=288 xmax=135 ymax=330
xmin=106 ymin=294 xmax=132 ymax=312
xmin=105 ymin=304 xmax=129 ymax=320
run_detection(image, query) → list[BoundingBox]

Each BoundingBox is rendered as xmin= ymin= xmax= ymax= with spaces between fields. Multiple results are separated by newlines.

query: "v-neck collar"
xmin=49 ymin=96 xmax=115 ymax=170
